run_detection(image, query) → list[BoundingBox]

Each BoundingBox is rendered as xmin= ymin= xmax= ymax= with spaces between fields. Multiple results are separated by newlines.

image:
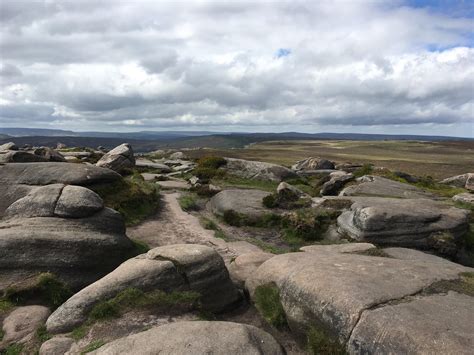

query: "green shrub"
xmin=178 ymin=194 xmax=199 ymax=211
xmin=70 ymin=325 xmax=89 ymax=340
xmin=254 ymin=284 xmax=287 ymax=329
xmin=353 ymin=163 xmax=374 ymax=178
xmin=0 ymin=299 xmax=13 ymax=314
xmin=262 ymin=194 xmax=279 ymax=208
xmin=1 ymin=343 xmax=24 ymax=355
xmin=223 ymin=210 xmax=245 ymax=226
xmin=307 ymin=326 xmax=346 ymax=355
xmin=36 ymin=325 xmax=51 ymax=343
xmin=197 ymin=156 xmax=227 ymax=169
xmin=281 ymin=209 xmax=338 ymax=244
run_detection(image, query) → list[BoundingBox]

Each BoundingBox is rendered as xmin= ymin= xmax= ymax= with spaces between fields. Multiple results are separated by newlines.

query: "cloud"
xmin=0 ymin=0 xmax=472 ymax=136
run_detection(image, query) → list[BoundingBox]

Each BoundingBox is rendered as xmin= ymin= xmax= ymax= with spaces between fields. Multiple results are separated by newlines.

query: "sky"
xmin=0 ymin=0 xmax=473 ymax=137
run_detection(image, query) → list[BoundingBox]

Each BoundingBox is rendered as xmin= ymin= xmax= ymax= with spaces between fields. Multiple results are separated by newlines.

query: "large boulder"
xmin=33 ymin=147 xmax=66 ymax=162
xmin=0 ymin=142 xmax=17 ymax=151
xmin=337 ymin=197 xmax=469 ymax=251
xmin=320 ymin=171 xmax=354 ymax=196
xmin=441 ymin=173 xmax=474 ymax=191
xmin=96 ymin=143 xmax=135 ymax=172
xmin=1 ymin=306 xmax=51 ymax=345
xmin=0 ymin=185 xmax=134 ymax=292
xmin=39 ymin=336 xmax=74 ymax=355
xmin=135 ymin=158 xmax=172 ymax=172
xmin=90 ymin=321 xmax=284 ymax=355
xmin=46 ymin=244 xmax=241 ymax=333
xmin=0 ymin=150 xmax=48 ymax=163
xmin=453 ymin=193 xmax=474 ymax=206
xmin=223 ymin=158 xmax=296 ymax=182
xmin=207 ymin=189 xmax=273 ymax=220
xmin=292 ymin=157 xmax=335 ymax=171
xmin=340 ymin=175 xmax=437 ymax=199
xmin=228 ymin=252 xmax=274 ymax=288
xmin=247 ymin=244 xmax=473 ymax=353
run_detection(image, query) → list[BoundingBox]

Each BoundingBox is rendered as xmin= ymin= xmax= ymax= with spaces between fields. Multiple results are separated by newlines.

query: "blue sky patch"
xmin=276 ymin=48 xmax=291 ymax=58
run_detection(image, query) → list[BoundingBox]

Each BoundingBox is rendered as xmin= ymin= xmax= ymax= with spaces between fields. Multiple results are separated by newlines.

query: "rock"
xmin=453 ymin=192 xmax=474 ymax=206
xmin=39 ymin=336 xmax=74 ymax=355
xmin=0 ymin=162 xmax=121 ymax=186
xmin=208 ymin=189 xmax=272 ymax=220
xmin=208 ymin=184 xmax=221 ymax=193
xmin=296 ymin=169 xmax=338 ymax=177
xmin=156 ymin=180 xmax=190 ymax=189
xmin=246 ymin=244 xmax=473 ymax=350
xmin=33 ymin=147 xmax=66 ymax=162
xmin=173 ymin=162 xmax=196 ymax=172
xmin=320 ymin=171 xmax=354 ymax=196
xmin=340 ymin=175 xmax=437 ymax=199
xmin=135 ymin=159 xmax=171 ymax=172
xmin=169 ymin=151 xmax=188 ymax=160
xmin=56 ymin=143 xmax=67 ymax=149
xmin=90 ymin=321 xmax=284 ymax=355
xmin=0 ymin=184 xmax=37 ymax=218
xmin=335 ymin=162 xmax=363 ymax=172
xmin=224 ymin=158 xmax=297 ymax=182
xmin=228 ymin=252 xmax=274 ymax=288
xmin=189 ymin=176 xmax=200 ymax=186
xmin=0 ymin=150 xmax=49 ymax=163
xmin=46 ymin=244 xmax=241 ymax=333
xmin=349 ymin=291 xmax=474 ymax=354
xmin=0 ymin=185 xmax=133 ymax=292
xmin=0 ymin=142 xmax=17 ymax=151
xmin=292 ymin=157 xmax=335 ymax=171
xmin=1 ymin=306 xmax=51 ymax=345
xmin=96 ymin=143 xmax=135 ymax=172
xmin=277 ymin=182 xmax=308 ymax=198
xmin=393 ymin=170 xmax=419 ymax=183
xmin=337 ymin=197 xmax=469 ymax=251
xmin=61 ymin=151 xmax=92 ymax=158
xmin=440 ymin=173 xmax=474 ymax=191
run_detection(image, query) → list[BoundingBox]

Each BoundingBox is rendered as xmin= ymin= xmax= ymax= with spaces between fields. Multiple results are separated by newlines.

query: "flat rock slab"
xmin=349 ymin=291 xmax=474 ymax=354
xmin=1 ymin=305 xmax=51 ymax=345
xmin=228 ymin=252 xmax=274 ymax=288
xmin=135 ymin=159 xmax=171 ymax=172
xmin=224 ymin=157 xmax=296 ymax=182
xmin=0 ymin=162 xmax=121 ymax=186
xmin=156 ymin=180 xmax=190 ymax=189
xmin=207 ymin=189 xmax=273 ymax=219
xmin=340 ymin=175 xmax=437 ymax=199
xmin=453 ymin=192 xmax=474 ymax=205
xmin=246 ymin=244 xmax=472 ymax=348
xmin=90 ymin=321 xmax=284 ymax=355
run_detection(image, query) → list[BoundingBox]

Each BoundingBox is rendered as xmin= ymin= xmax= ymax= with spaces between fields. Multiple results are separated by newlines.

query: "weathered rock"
xmin=0 ymin=162 xmax=121 ymax=186
xmin=224 ymin=158 xmax=297 ymax=182
xmin=0 ymin=150 xmax=48 ymax=163
xmin=0 ymin=142 xmax=17 ymax=151
xmin=467 ymin=174 xmax=474 ymax=191
xmin=440 ymin=173 xmax=474 ymax=191
xmin=33 ymin=147 xmax=66 ymax=162
xmin=320 ymin=171 xmax=354 ymax=196
xmin=337 ymin=197 xmax=469 ymax=250
xmin=90 ymin=321 xmax=284 ymax=355
xmin=393 ymin=170 xmax=419 ymax=183
xmin=208 ymin=189 xmax=272 ymax=220
xmin=349 ymin=291 xmax=474 ymax=354
xmin=54 ymin=185 xmax=104 ymax=218
xmin=296 ymin=169 xmax=338 ymax=177
xmin=292 ymin=157 xmax=335 ymax=171
xmin=56 ymin=143 xmax=67 ymax=149
xmin=169 ymin=151 xmax=188 ymax=160
xmin=335 ymin=162 xmax=363 ymax=172
xmin=247 ymin=244 xmax=473 ymax=351
xmin=96 ymin=143 xmax=135 ymax=172
xmin=453 ymin=192 xmax=474 ymax=206
xmin=39 ymin=336 xmax=74 ymax=355
xmin=277 ymin=182 xmax=308 ymax=198
xmin=1 ymin=306 xmax=51 ymax=345
xmin=340 ymin=175 xmax=437 ymax=199
xmin=228 ymin=252 xmax=274 ymax=288
xmin=189 ymin=176 xmax=201 ymax=186
xmin=135 ymin=159 xmax=171 ymax=172
xmin=0 ymin=184 xmax=37 ymax=218
xmin=46 ymin=244 xmax=241 ymax=333
xmin=60 ymin=151 xmax=92 ymax=158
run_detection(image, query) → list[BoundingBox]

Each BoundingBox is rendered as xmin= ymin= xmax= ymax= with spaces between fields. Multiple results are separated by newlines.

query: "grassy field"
xmin=186 ymin=140 xmax=474 ymax=180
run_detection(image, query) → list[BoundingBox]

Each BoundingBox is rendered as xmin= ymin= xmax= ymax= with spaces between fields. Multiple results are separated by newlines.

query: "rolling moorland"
xmin=0 ymin=135 xmax=473 ymax=354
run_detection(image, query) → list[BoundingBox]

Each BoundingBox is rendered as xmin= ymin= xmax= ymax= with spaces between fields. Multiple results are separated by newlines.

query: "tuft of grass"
xmin=222 ymin=210 xmax=281 ymax=228
xmin=197 ymin=156 xmax=227 ymax=169
xmin=353 ymin=163 xmax=374 ymax=178
xmin=130 ymin=239 xmax=150 ymax=255
xmin=248 ymin=239 xmax=287 ymax=254
xmin=36 ymin=325 xmax=52 ymax=343
xmin=81 ymin=340 xmax=106 ymax=354
xmin=0 ymin=299 xmax=14 ymax=314
xmin=199 ymin=217 xmax=218 ymax=230
xmin=254 ymin=284 xmax=287 ymax=329
xmin=178 ymin=193 xmax=199 ymax=212
xmin=306 ymin=326 xmax=346 ymax=355
xmin=0 ymin=329 xmax=4 ymax=342
xmin=351 ymin=248 xmax=392 ymax=258
xmin=91 ymin=174 xmax=160 ymax=226
xmin=1 ymin=343 xmax=24 ymax=355
xmin=70 ymin=325 xmax=89 ymax=340
xmin=214 ymin=230 xmax=229 ymax=241
xmin=212 ymin=175 xmax=279 ymax=192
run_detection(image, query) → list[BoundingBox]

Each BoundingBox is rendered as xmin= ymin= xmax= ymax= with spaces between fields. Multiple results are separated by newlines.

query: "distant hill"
xmin=0 ymin=134 xmax=10 ymax=140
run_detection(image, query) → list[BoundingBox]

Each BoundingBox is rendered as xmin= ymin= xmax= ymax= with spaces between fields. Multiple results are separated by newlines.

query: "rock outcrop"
xmin=0 ymin=142 xmax=17 ymax=151
xmin=33 ymin=147 xmax=66 ymax=162
xmin=0 ymin=150 xmax=48 ymax=163
xmin=441 ymin=173 xmax=474 ymax=191
xmin=320 ymin=171 xmax=354 ymax=196
xmin=1 ymin=306 xmax=51 ymax=345
xmin=90 ymin=321 xmax=284 ymax=355
xmin=46 ymin=244 xmax=241 ymax=333
xmin=228 ymin=252 xmax=274 ymax=288
xmin=292 ymin=157 xmax=335 ymax=171
xmin=453 ymin=192 xmax=474 ymax=206
xmin=247 ymin=244 xmax=473 ymax=353
xmin=39 ymin=336 xmax=74 ymax=355
xmin=96 ymin=143 xmax=135 ymax=172
xmin=208 ymin=189 xmax=273 ymax=220
xmin=223 ymin=158 xmax=296 ymax=181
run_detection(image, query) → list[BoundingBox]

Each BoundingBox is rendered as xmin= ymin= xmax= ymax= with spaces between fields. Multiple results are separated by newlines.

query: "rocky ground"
xmin=0 ymin=141 xmax=473 ymax=354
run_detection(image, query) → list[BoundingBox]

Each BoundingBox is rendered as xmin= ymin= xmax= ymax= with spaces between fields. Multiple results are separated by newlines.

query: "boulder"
xmin=46 ymin=244 xmax=241 ymax=333
xmin=453 ymin=193 xmax=474 ymax=206
xmin=349 ymin=291 xmax=474 ymax=354
xmin=208 ymin=189 xmax=272 ymax=220
xmin=33 ymin=147 xmax=66 ymax=162
xmin=90 ymin=321 xmax=284 ymax=355
xmin=135 ymin=159 xmax=171 ymax=172
xmin=340 ymin=175 xmax=437 ymax=199
xmin=296 ymin=169 xmax=338 ymax=177
xmin=335 ymin=162 xmax=363 ymax=172
xmin=0 ymin=185 xmax=134 ymax=292
xmin=0 ymin=142 xmax=17 ymax=151
xmin=223 ymin=158 xmax=297 ymax=182
xmin=56 ymin=143 xmax=67 ymax=149
xmin=292 ymin=157 xmax=335 ymax=171
xmin=246 ymin=244 xmax=473 ymax=352
xmin=277 ymin=182 xmax=309 ymax=198
xmin=320 ymin=171 xmax=354 ymax=196
xmin=337 ymin=197 xmax=469 ymax=251
xmin=392 ymin=170 xmax=419 ymax=183
xmin=0 ymin=162 xmax=121 ymax=186
xmin=228 ymin=252 xmax=274 ymax=288
xmin=96 ymin=143 xmax=135 ymax=172
xmin=467 ymin=174 xmax=474 ymax=191
xmin=60 ymin=151 xmax=92 ymax=158
xmin=0 ymin=184 xmax=37 ymax=218
xmin=440 ymin=173 xmax=474 ymax=191
xmin=169 ymin=151 xmax=188 ymax=160
xmin=0 ymin=150 xmax=48 ymax=163
xmin=1 ymin=306 xmax=51 ymax=345
xmin=39 ymin=336 xmax=74 ymax=355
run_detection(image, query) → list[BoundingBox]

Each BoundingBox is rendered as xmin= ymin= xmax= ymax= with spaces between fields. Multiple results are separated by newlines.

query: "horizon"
xmin=1 ymin=0 xmax=473 ymax=137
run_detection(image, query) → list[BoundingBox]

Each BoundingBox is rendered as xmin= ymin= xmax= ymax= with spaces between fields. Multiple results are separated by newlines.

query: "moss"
xmin=36 ymin=325 xmax=52 ymax=343
xmin=214 ymin=230 xmax=229 ymax=241
xmin=212 ymin=175 xmax=279 ymax=192
xmin=254 ymin=284 xmax=287 ymax=329
xmin=306 ymin=326 xmax=346 ymax=355
xmin=70 ymin=325 xmax=89 ymax=340
xmin=425 ymin=272 xmax=474 ymax=297
xmin=262 ymin=194 xmax=279 ymax=208
xmin=91 ymin=174 xmax=160 ymax=226
xmin=178 ymin=194 xmax=199 ymax=212
xmin=0 ymin=299 xmax=14 ymax=314
xmin=0 ymin=343 xmax=24 ymax=355
xmin=5 ymin=273 xmax=72 ymax=309
xmin=81 ymin=340 xmax=106 ymax=354
xmin=351 ymin=248 xmax=392 ymax=258
xmin=130 ymin=239 xmax=150 ymax=255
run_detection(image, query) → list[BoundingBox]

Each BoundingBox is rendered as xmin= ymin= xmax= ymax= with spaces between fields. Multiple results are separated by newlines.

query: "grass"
xmin=36 ymin=325 xmax=51 ymax=343
xmin=222 ymin=210 xmax=281 ymax=228
xmin=81 ymin=340 xmax=106 ymax=354
xmin=178 ymin=193 xmax=199 ymax=212
xmin=351 ymin=248 xmax=392 ymax=258
xmin=0 ymin=299 xmax=14 ymax=314
xmin=0 ymin=329 xmax=4 ymax=342
xmin=91 ymin=173 xmax=160 ymax=226
xmin=198 ymin=217 xmax=229 ymax=241
xmin=254 ymin=284 xmax=287 ymax=329
xmin=130 ymin=239 xmax=150 ymax=254
xmin=212 ymin=175 xmax=279 ymax=192
xmin=0 ymin=344 xmax=24 ymax=355
xmin=306 ymin=326 xmax=346 ymax=355
xmin=89 ymin=288 xmax=201 ymax=321
xmin=353 ymin=163 xmax=374 ymax=178
xmin=71 ymin=325 xmax=89 ymax=340
xmin=248 ymin=239 xmax=287 ymax=254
